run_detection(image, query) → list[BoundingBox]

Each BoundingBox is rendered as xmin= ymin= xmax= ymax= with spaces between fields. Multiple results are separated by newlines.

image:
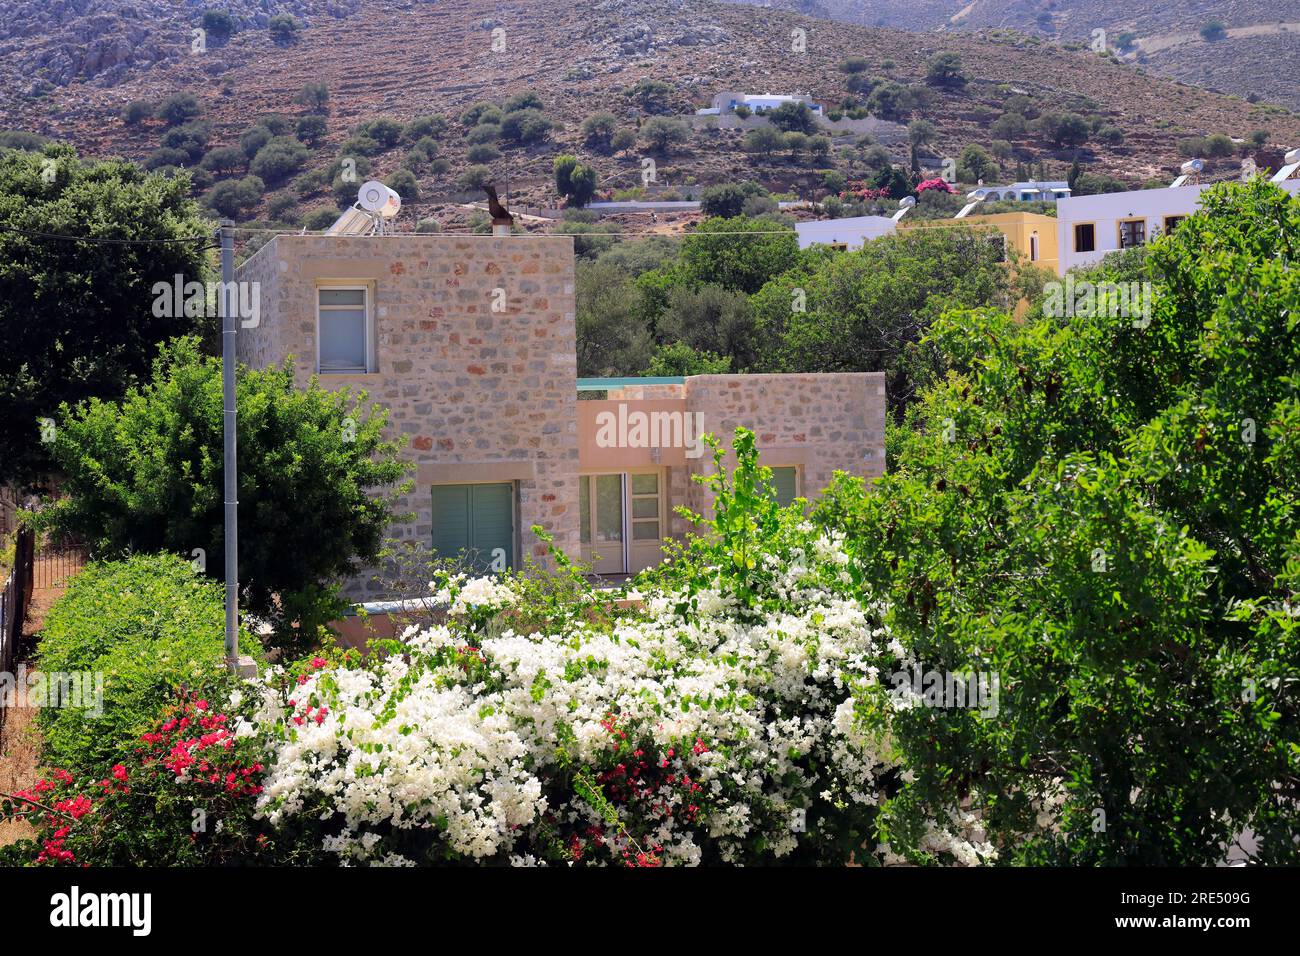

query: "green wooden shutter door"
xmin=431 ymin=484 xmax=472 ymax=562
xmin=470 ymin=483 xmax=514 ymax=571
xmin=772 ymin=467 xmax=798 ymax=507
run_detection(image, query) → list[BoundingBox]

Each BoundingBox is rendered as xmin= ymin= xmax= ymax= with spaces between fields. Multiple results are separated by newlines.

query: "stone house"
xmin=236 ymin=234 xmax=885 ymax=599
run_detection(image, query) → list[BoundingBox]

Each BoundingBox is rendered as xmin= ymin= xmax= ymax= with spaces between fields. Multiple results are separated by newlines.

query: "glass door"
xmin=579 ymin=474 xmax=625 ymax=574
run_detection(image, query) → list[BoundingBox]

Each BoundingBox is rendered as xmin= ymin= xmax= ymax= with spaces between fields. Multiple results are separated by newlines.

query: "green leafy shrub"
xmin=36 ymin=554 xmax=243 ymax=775
xmin=41 ymin=337 xmax=412 ymax=646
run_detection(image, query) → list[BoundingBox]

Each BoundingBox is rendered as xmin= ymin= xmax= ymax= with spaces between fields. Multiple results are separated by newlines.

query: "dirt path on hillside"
xmin=0 ymin=558 xmax=75 ymax=849
xmin=1136 ymin=22 xmax=1300 ymax=55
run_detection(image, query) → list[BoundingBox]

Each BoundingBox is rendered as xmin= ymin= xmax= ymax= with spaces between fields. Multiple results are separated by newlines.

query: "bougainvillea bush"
xmin=239 ymin=432 xmax=992 ymax=866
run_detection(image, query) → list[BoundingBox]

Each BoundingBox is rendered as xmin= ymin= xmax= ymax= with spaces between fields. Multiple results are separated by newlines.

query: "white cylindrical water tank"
xmin=1285 ymin=147 xmax=1300 ymax=165
xmin=1180 ymin=159 xmax=1204 ymax=175
xmin=358 ymin=181 xmax=401 ymax=219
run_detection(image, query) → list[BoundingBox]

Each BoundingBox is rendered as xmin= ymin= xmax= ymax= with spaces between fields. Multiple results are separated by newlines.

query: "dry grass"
xmin=0 ymin=557 xmax=75 ymax=849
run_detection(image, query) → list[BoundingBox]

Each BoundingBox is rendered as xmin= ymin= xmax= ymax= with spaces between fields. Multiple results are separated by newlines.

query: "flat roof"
xmin=577 ymin=376 xmax=684 ymax=391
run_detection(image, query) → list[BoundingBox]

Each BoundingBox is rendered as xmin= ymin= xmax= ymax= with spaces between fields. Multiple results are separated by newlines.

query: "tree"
xmin=677 ymin=215 xmax=800 ymax=296
xmin=354 ymin=117 xmax=404 ymax=148
xmin=0 ymin=146 xmax=213 ymax=486
xmin=499 ymin=108 xmax=552 ymax=144
xmin=907 ymin=119 xmax=937 ymax=149
xmin=160 ymin=121 xmax=210 ymax=161
xmin=866 ymin=82 xmax=916 ymax=121
xmin=458 ymin=164 xmax=494 ymax=190
xmin=384 ymin=168 xmax=419 ymax=200
xmin=121 ymin=100 xmax=153 ymax=125
xmin=567 ymin=164 xmax=598 ymax=206
xmin=642 ymin=341 xmax=732 ymax=376
xmin=297 ymin=82 xmax=330 ymax=114
xmin=1038 ymin=112 xmax=1090 ymax=147
xmin=924 ymin=52 xmax=968 ymax=89
xmin=767 ymin=101 xmax=818 ymax=134
xmin=268 ymin=14 xmax=300 ymax=45
xmin=744 ymin=125 xmax=785 ymax=158
xmin=957 ymin=144 xmax=999 ymax=183
xmin=155 ymin=92 xmax=203 ymax=127
xmin=503 ymin=92 xmax=544 ymax=113
xmin=990 ymin=112 xmax=1027 ymax=140
xmin=295 ymin=114 xmax=328 ymax=146
xmin=200 ymin=145 xmax=246 ymax=176
xmin=610 ymin=129 xmax=637 ymax=154
xmin=201 ymin=9 xmax=236 ymax=41
xmin=832 ymin=180 xmax=1300 ymax=864
xmin=656 ymin=284 xmax=758 ymax=369
xmin=204 ymin=175 xmax=264 ymax=218
xmin=249 ymin=137 xmax=308 ymax=183
xmin=699 ymin=183 xmax=748 ymax=218
xmin=748 ymin=225 xmax=1013 ymax=407
xmin=1200 ymin=20 xmax=1227 ymax=41
xmin=42 ymin=337 xmax=411 ymax=644
xmin=581 ymin=111 xmax=618 ymax=151
xmin=239 ymin=125 xmax=272 ymax=158
xmin=576 ymin=260 xmax=653 ymax=376
xmin=839 ymin=56 xmax=870 ymax=75
xmin=625 ymin=78 xmax=676 ymax=114
xmin=641 ymin=117 xmax=689 ymax=154
xmin=403 ymin=115 xmax=447 ymax=142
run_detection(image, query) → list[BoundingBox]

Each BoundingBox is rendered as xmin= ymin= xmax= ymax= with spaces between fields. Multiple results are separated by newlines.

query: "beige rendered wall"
xmin=237 ymin=234 xmax=580 ymax=599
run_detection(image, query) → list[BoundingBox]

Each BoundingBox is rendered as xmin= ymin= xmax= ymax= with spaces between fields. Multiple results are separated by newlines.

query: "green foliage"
xmin=155 ymin=93 xmax=203 ymax=127
xmin=642 ymin=341 xmax=732 ymax=377
xmin=295 ymin=115 xmax=328 ymax=146
xmin=640 ymin=117 xmax=689 ymax=154
xmin=828 ymin=180 xmax=1300 ymax=864
xmin=957 ymin=144 xmax=999 ymax=183
xmin=204 ymin=174 xmax=264 ymax=218
xmin=0 ymin=146 xmax=213 ymax=487
xmin=503 ymin=92 xmax=543 ymax=113
xmin=403 ymin=115 xmax=447 ymax=142
xmin=458 ymin=164 xmax=494 ymax=191
xmin=925 ymin=52 xmax=968 ymax=89
xmin=41 ymin=337 xmax=413 ymax=645
xmin=700 ymin=181 xmax=768 ymax=219
xmin=201 ymin=9 xmax=236 ymax=40
xmin=160 ymin=120 xmax=210 ymax=161
xmin=383 ymin=168 xmax=419 ymax=200
xmin=749 ymin=226 xmax=1013 ymax=409
xmin=200 ymin=145 xmax=245 ymax=176
xmin=743 ymin=125 xmax=785 ymax=158
xmin=625 ymin=79 xmax=676 ymax=114
xmin=767 ymin=101 xmax=818 ymax=134
xmin=497 ymin=109 xmax=551 ymax=144
xmin=297 ymin=82 xmax=330 ymax=114
xmin=239 ymin=125 xmax=272 ymax=159
xmin=1036 ymin=112 xmax=1090 ymax=147
xmin=35 ymin=553 xmax=241 ymax=774
xmin=678 ymin=215 xmax=799 ymax=296
xmin=121 ymin=100 xmax=153 ymax=125
xmin=1200 ymin=20 xmax=1227 ymax=41
xmin=268 ymin=13 xmax=300 ymax=45
xmin=581 ymin=111 xmax=618 ymax=151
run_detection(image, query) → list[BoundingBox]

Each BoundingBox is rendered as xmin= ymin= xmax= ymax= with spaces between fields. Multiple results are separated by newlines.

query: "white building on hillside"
xmin=1055 ymin=178 xmax=1300 ymax=272
xmin=967 ymin=181 xmax=1071 ymax=203
xmin=699 ymin=92 xmax=823 ymax=116
xmin=795 ymin=215 xmax=897 ymax=250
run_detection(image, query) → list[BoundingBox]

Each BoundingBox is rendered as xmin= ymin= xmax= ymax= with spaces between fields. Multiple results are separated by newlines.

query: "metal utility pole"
xmin=219 ymin=219 xmax=239 ymax=671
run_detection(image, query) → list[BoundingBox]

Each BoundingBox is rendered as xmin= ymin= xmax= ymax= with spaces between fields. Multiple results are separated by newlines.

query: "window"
xmin=431 ymin=483 xmax=515 ymax=572
xmin=1029 ymin=232 xmax=1039 ymax=262
xmin=771 ymin=467 xmax=799 ymax=507
xmin=1163 ymin=215 xmax=1185 ymax=233
xmin=317 ymin=286 xmax=373 ymax=373
xmin=1118 ymin=218 xmax=1146 ymax=249
xmin=1074 ymin=223 xmax=1096 ymax=253
xmin=630 ymin=473 xmax=660 ymax=542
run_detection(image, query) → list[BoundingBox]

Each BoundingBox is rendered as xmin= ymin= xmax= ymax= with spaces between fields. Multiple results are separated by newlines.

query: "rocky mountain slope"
xmin=1 ymin=0 xmax=1296 ymax=233
xmin=739 ymin=0 xmax=1300 ymax=108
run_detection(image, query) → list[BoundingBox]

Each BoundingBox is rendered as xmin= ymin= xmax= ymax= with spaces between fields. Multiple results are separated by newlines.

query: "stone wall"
xmin=236 ymin=234 xmax=580 ymax=599
xmin=682 ymin=372 xmax=886 ymax=521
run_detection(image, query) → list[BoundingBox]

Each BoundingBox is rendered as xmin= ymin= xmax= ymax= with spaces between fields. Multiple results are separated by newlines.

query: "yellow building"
xmin=898 ymin=211 xmax=1059 ymax=276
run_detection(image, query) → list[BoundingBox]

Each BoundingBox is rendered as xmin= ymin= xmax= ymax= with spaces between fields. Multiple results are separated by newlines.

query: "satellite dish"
xmin=358 ymin=181 xmax=401 ymax=219
xmin=1180 ymin=159 xmax=1204 ymax=175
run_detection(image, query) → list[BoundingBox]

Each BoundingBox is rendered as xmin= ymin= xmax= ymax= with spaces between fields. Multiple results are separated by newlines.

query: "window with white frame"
xmin=317 ymin=286 xmax=374 ymax=373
